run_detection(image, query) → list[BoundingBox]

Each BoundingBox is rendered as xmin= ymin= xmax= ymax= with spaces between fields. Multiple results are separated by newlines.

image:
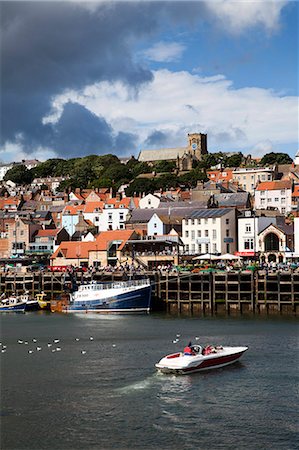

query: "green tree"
xmin=226 ymin=152 xmax=243 ymax=167
xmin=4 ymin=164 xmax=33 ymax=185
xmin=154 ymin=160 xmax=176 ymax=173
xmin=125 ymin=178 xmax=156 ymax=196
xmin=260 ymin=152 xmax=293 ymax=166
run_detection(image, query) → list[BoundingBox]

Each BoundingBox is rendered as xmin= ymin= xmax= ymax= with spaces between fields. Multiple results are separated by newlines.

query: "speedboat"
xmin=155 ymin=344 xmax=248 ymax=375
xmin=62 ymin=279 xmax=152 ymax=313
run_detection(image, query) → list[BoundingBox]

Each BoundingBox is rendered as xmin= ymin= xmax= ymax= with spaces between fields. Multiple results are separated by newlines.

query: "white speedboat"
xmin=155 ymin=344 xmax=248 ymax=375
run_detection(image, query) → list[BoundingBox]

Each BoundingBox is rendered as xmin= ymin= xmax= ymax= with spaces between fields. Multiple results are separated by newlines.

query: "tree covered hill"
xmin=3 ymin=151 xmax=293 ymax=195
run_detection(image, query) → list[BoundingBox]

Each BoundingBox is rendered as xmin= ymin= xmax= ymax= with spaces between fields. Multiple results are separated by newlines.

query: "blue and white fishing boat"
xmin=63 ymin=279 xmax=152 ymax=313
xmin=0 ymin=294 xmax=26 ymax=312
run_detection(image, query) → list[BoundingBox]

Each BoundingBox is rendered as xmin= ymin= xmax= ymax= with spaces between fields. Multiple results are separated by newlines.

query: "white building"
xmin=255 ymin=180 xmax=292 ymax=214
xmin=294 ymin=217 xmax=299 ymax=256
xmin=182 ymin=208 xmax=237 ymax=255
xmin=0 ymin=163 xmax=14 ymax=181
xmin=233 ymin=166 xmax=276 ymax=195
xmin=139 ymin=193 xmax=161 ymax=209
xmin=294 ymin=150 xmax=299 ymax=166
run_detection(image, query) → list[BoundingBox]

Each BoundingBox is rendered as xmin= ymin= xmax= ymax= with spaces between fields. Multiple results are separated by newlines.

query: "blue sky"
xmin=1 ymin=0 xmax=298 ymax=163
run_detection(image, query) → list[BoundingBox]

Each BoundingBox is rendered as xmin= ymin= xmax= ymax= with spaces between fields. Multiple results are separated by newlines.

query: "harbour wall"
xmin=0 ymin=270 xmax=298 ymax=316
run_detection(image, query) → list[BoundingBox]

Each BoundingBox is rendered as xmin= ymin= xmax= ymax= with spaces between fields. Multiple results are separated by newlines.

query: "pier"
xmin=0 ymin=270 xmax=298 ymax=315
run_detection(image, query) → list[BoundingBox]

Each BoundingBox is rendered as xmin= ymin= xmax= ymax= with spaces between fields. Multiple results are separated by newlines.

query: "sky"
xmin=0 ymin=0 xmax=298 ymax=163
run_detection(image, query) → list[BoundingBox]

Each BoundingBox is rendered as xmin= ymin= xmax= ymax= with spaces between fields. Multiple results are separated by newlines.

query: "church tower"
xmin=187 ymin=133 xmax=208 ymax=160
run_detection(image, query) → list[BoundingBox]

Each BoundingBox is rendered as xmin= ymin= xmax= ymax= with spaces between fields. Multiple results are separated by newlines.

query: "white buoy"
xmin=47 ymin=343 xmax=52 ymax=347
xmin=1 ymin=349 xmax=6 ymax=353
xmin=176 ymin=334 xmax=181 ymax=338
xmin=75 ymin=338 xmax=80 ymax=341
xmin=51 ymin=349 xmax=56 ymax=353
xmin=2 ymin=345 xmax=7 ymax=349
xmin=24 ymin=341 xmax=28 ymax=345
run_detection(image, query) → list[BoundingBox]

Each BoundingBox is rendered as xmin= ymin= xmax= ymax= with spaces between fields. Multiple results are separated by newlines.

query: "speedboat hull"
xmin=155 ymin=346 xmax=248 ymax=375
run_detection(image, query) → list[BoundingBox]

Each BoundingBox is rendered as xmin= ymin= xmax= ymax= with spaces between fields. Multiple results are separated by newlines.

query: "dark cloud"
xmin=144 ymin=130 xmax=169 ymax=147
xmin=0 ymin=1 xmax=206 ymax=158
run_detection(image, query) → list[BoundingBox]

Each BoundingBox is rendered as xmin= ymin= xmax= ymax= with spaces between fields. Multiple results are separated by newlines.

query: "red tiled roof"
xmin=256 ymin=180 xmax=292 ymax=191
xmin=83 ymin=202 xmax=104 ymax=213
xmin=95 ymin=229 xmax=135 ymax=250
xmin=292 ymin=185 xmax=299 ymax=197
xmin=51 ymin=241 xmax=98 ymax=259
xmin=36 ymin=229 xmax=60 ymax=237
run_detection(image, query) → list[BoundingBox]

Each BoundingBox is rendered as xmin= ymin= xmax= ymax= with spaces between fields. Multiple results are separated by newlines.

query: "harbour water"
xmin=1 ymin=312 xmax=298 ymax=450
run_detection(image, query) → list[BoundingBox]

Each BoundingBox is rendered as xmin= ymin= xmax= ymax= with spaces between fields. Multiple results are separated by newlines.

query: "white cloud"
xmin=142 ymin=41 xmax=186 ymax=62
xmin=45 ymin=68 xmax=297 ymax=157
xmin=205 ymin=0 xmax=289 ymax=34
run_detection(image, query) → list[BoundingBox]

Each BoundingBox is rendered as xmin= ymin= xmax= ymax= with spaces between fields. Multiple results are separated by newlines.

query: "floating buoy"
xmin=47 ymin=343 xmax=52 ymax=347
xmin=75 ymin=338 xmax=80 ymax=341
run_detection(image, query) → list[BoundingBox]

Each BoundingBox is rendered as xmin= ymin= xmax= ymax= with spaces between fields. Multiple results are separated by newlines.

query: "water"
xmin=0 ymin=312 xmax=298 ymax=450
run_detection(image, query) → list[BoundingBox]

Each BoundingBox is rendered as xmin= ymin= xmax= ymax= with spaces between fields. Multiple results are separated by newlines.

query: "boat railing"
xmin=78 ymin=278 xmax=150 ymax=291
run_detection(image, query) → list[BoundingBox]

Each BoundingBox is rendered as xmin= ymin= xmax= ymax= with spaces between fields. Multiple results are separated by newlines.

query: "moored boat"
xmin=36 ymin=292 xmax=51 ymax=310
xmin=155 ymin=344 xmax=248 ymax=375
xmin=0 ymin=294 xmax=26 ymax=313
xmin=63 ymin=278 xmax=152 ymax=313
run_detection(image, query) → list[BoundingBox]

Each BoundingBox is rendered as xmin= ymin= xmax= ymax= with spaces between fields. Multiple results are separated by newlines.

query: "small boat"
xmin=0 ymin=294 xmax=26 ymax=313
xmin=36 ymin=292 xmax=51 ymax=310
xmin=155 ymin=344 xmax=248 ymax=375
xmin=62 ymin=279 xmax=152 ymax=313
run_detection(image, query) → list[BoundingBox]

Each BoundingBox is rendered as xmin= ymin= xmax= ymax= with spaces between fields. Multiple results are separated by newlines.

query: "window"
xmin=226 ymin=218 xmax=229 ymax=225
xmin=268 ymin=175 xmax=271 ymax=180
xmin=204 ymin=219 xmax=208 ymax=224
xmin=222 ymin=172 xmax=227 ymax=177
xmin=261 ymin=175 xmax=266 ymax=181
xmin=119 ymin=213 xmax=124 ymax=221
xmin=245 ymin=224 xmax=251 ymax=233
xmin=191 ymin=244 xmax=195 ymax=252
xmin=191 ymin=230 xmax=195 ymax=240
xmin=282 ymin=208 xmax=286 ymax=214
xmin=212 ymin=229 xmax=216 ymax=239
xmin=261 ymin=198 xmax=265 ymax=205
xmin=198 ymin=244 xmax=202 ymax=253
xmin=260 ymin=191 xmax=265 ymax=195
xmin=226 ymin=243 xmax=230 ymax=253
xmin=108 ymin=214 xmax=112 ymax=221
xmin=226 ymin=229 xmax=229 ymax=237
xmin=211 ymin=174 xmax=215 ymax=178
xmin=205 ymin=244 xmax=209 ymax=253
xmin=185 ymin=230 xmax=189 ymax=238
xmin=148 ymin=199 xmax=151 ymax=205
xmin=281 ymin=189 xmax=285 ymax=195
xmin=274 ymin=198 xmax=279 ymax=202
xmin=212 ymin=218 xmax=216 ymax=224
xmin=197 ymin=230 xmax=201 ymax=238
xmin=281 ymin=197 xmax=286 ymax=204
xmin=154 ymin=223 xmax=157 ymax=228
xmin=191 ymin=219 xmax=195 ymax=225
xmin=205 ymin=230 xmax=209 ymax=237
xmin=185 ymin=244 xmax=189 ymax=253
xmin=267 ymin=198 xmax=271 ymax=203
xmin=119 ymin=223 xmax=125 ymax=229
xmin=213 ymin=243 xmax=217 ymax=253
xmin=198 ymin=219 xmax=201 ymax=225
xmin=244 ymin=238 xmax=254 ymax=250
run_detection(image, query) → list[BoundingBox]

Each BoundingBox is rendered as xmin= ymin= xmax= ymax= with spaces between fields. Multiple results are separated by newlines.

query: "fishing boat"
xmin=63 ymin=279 xmax=152 ymax=313
xmin=155 ymin=344 xmax=248 ymax=374
xmin=36 ymin=292 xmax=51 ymax=310
xmin=0 ymin=294 xmax=26 ymax=313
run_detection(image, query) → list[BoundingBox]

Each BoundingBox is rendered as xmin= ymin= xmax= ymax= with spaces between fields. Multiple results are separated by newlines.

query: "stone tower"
xmin=187 ymin=133 xmax=208 ymax=160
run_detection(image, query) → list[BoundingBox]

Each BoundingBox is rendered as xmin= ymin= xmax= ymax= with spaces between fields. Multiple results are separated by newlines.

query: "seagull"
xmin=2 ymin=345 xmax=7 ymax=349
xmin=51 ymin=349 xmax=56 ymax=353
xmin=28 ymin=350 xmax=33 ymax=354
xmin=195 ymin=337 xmax=200 ymax=341
xmin=56 ymin=347 xmax=61 ymax=351
xmin=36 ymin=347 xmax=42 ymax=351
xmin=24 ymin=341 xmax=28 ymax=345
xmin=172 ymin=339 xmax=179 ymax=344
xmin=89 ymin=337 xmax=94 ymax=341
xmin=81 ymin=350 xmax=86 ymax=354
xmin=75 ymin=338 xmax=80 ymax=341
xmin=32 ymin=339 xmax=37 ymax=343
xmin=47 ymin=343 xmax=52 ymax=347
xmin=54 ymin=339 xmax=60 ymax=343
xmin=18 ymin=340 xmax=23 ymax=344
xmin=176 ymin=334 xmax=181 ymax=338
xmin=1 ymin=349 xmax=6 ymax=353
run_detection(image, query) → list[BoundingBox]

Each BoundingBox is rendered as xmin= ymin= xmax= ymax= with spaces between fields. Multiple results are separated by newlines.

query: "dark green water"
xmin=0 ymin=312 xmax=298 ymax=450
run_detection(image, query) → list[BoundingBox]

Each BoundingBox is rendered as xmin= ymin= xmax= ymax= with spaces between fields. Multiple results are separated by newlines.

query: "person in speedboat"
xmin=183 ymin=341 xmax=195 ymax=356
